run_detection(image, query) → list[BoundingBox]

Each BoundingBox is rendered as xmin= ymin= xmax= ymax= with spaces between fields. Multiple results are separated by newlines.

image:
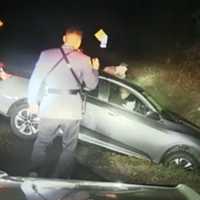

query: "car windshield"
xmin=142 ymin=91 xmax=163 ymax=112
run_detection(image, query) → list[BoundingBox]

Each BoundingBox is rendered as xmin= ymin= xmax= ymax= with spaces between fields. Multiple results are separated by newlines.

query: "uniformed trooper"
xmin=28 ymin=27 xmax=99 ymax=178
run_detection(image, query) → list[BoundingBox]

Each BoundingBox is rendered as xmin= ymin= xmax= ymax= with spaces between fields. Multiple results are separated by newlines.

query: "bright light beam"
xmin=0 ymin=19 xmax=4 ymax=27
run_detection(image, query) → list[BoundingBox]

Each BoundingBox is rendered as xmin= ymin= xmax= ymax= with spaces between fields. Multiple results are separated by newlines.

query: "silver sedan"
xmin=1 ymin=69 xmax=200 ymax=171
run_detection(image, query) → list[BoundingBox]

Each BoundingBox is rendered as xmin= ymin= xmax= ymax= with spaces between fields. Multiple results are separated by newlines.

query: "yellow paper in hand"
xmin=94 ymin=29 xmax=108 ymax=48
xmin=94 ymin=29 xmax=107 ymax=42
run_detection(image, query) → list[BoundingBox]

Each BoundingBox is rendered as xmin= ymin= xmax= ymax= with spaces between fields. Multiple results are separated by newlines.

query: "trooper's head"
xmin=63 ymin=27 xmax=83 ymax=50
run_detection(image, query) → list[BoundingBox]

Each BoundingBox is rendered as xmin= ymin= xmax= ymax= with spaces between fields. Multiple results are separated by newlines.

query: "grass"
xmin=76 ymin=142 xmax=200 ymax=193
xmin=127 ymin=62 xmax=200 ymax=127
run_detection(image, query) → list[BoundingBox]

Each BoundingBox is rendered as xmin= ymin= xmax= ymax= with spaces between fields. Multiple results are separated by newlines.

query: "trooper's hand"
xmin=28 ymin=104 xmax=39 ymax=114
xmin=91 ymin=57 xmax=100 ymax=70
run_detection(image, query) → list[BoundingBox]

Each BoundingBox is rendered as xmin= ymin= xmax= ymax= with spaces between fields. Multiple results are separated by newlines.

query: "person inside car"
xmin=119 ymin=87 xmax=137 ymax=111
xmin=112 ymin=87 xmax=137 ymax=111
xmin=104 ymin=64 xmax=137 ymax=111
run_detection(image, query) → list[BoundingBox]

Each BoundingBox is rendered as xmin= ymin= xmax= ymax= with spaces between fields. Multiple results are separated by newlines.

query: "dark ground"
xmin=0 ymin=115 xmax=104 ymax=181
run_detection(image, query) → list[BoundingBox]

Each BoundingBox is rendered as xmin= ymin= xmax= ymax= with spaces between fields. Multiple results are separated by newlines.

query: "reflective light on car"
xmin=104 ymin=193 xmax=118 ymax=198
xmin=2 ymin=95 xmax=18 ymax=100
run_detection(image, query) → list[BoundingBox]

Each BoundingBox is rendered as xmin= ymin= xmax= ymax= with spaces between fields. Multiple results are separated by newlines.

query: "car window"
xmin=109 ymin=83 xmax=150 ymax=115
xmin=87 ymin=79 xmax=110 ymax=101
xmin=87 ymin=84 xmax=99 ymax=98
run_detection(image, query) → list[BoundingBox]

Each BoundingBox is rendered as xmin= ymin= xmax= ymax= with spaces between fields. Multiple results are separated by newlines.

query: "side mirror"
xmin=146 ymin=111 xmax=161 ymax=120
xmin=0 ymin=170 xmax=8 ymax=178
xmin=0 ymin=64 xmax=12 ymax=80
xmin=0 ymin=62 xmax=5 ymax=68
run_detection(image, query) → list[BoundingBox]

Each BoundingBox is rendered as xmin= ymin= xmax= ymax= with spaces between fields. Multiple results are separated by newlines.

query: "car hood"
xmin=161 ymin=110 xmax=200 ymax=137
xmin=0 ymin=175 xmax=199 ymax=200
xmin=0 ymin=75 xmax=28 ymax=98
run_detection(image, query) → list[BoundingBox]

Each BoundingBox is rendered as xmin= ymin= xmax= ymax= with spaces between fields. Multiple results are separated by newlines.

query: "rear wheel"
xmin=10 ymin=103 xmax=39 ymax=140
xmin=163 ymin=151 xmax=199 ymax=171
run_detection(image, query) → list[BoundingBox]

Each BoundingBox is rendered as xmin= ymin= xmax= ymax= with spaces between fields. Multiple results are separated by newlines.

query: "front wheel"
xmin=163 ymin=151 xmax=199 ymax=171
xmin=10 ymin=103 xmax=39 ymax=140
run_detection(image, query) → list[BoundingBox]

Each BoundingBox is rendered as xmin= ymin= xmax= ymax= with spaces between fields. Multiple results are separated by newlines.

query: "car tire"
xmin=163 ymin=151 xmax=199 ymax=171
xmin=10 ymin=103 xmax=39 ymax=140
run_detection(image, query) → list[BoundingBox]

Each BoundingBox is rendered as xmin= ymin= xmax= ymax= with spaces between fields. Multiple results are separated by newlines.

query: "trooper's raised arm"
xmin=82 ymin=56 xmax=99 ymax=90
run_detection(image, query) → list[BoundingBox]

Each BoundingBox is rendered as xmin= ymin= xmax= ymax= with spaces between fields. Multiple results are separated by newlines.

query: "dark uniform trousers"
xmin=30 ymin=118 xmax=80 ymax=178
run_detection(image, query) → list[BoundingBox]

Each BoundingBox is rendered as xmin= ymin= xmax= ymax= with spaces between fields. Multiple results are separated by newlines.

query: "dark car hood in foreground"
xmin=0 ymin=175 xmax=199 ymax=200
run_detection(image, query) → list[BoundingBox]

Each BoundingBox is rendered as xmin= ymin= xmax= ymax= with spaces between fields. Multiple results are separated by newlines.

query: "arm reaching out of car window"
xmin=103 ymin=63 xmax=128 ymax=79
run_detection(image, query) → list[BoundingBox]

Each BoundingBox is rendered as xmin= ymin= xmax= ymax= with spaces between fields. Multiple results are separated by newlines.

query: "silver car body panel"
xmin=0 ymin=76 xmax=28 ymax=116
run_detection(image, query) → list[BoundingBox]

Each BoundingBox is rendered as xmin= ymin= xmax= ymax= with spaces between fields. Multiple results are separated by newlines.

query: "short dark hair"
xmin=64 ymin=27 xmax=83 ymax=37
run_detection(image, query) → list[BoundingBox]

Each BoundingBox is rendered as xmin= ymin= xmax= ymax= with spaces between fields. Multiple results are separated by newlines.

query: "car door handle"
xmin=107 ymin=110 xmax=117 ymax=116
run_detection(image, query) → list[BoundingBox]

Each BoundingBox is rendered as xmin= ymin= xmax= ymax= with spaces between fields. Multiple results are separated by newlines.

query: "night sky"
xmin=1 ymin=0 xmax=200 ymax=76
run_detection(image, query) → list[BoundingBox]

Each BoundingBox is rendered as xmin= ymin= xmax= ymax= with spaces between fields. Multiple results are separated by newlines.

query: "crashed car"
xmin=0 ymin=170 xmax=200 ymax=200
xmin=1 ymin=67 xmax=200 ymax=170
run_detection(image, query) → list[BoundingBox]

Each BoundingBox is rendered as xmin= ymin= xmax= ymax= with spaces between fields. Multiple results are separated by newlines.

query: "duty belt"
xmin=47 ymin=88 xmax=80 ymax=95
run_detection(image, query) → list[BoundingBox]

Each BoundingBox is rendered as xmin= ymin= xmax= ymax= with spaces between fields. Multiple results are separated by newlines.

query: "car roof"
xmin=99 ymin=72 xmax=145 ymax=93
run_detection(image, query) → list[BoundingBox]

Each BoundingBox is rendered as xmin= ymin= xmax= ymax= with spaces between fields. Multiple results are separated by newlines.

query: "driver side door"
xmin=105 ymin=81 xmax=171 ymax=159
